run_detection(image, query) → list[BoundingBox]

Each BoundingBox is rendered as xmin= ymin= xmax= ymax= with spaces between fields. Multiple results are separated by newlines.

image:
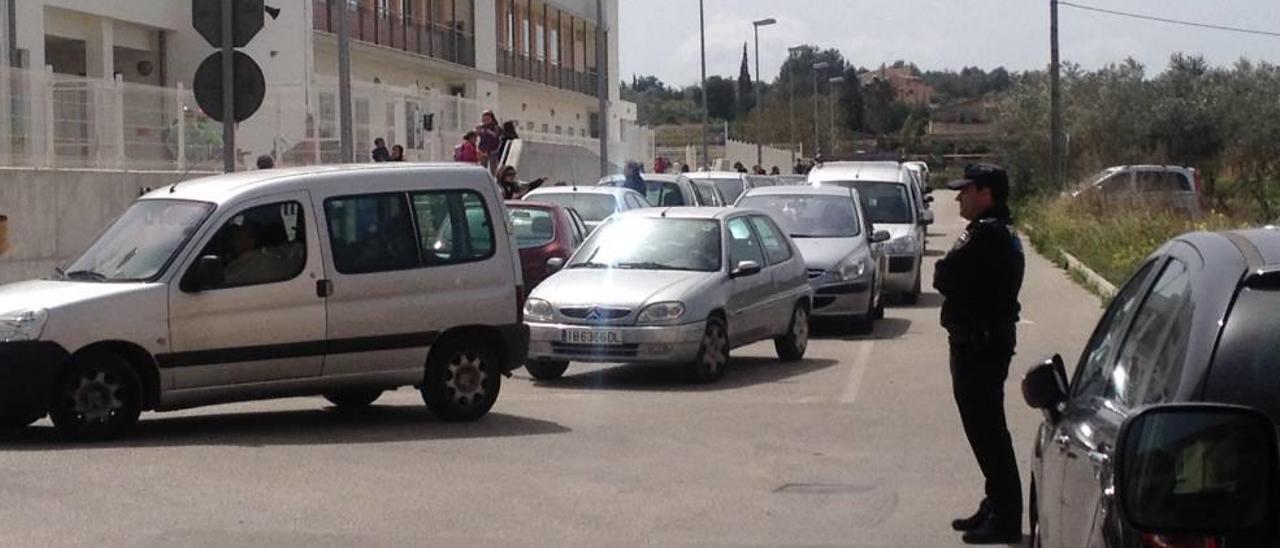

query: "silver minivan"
xmin=809 ymin=162 xmax=933 ymax=304
xmin=0 ymin=164 xmax=528 ymax=440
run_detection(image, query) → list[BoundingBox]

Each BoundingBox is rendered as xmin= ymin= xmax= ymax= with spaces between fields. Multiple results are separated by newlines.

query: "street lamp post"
xmin=787 ymin=45 xmax=803 ymax=169
xmin=812 ymin=61 xmax=829 ymax=160
xmin=751 ymin=18 xmax=776 ymax=167
xmin=698 ymin=0 xmax=708 ymax=169
xmin=828 ymin=76 xmax=844 ymax=156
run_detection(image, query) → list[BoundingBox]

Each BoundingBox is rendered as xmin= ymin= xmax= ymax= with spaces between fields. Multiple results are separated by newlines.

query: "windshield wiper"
xmin=567 ymin=261 xmax=610 ymax=269
xmin=616 ymin=261 xmax=686 ymax=271
xmin=63 ymin=269 xmax=109 ymax=282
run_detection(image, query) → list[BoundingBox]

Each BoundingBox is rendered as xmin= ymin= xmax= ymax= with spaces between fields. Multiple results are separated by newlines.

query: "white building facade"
xmin=0 ymin=0 xmax=649 ymax=177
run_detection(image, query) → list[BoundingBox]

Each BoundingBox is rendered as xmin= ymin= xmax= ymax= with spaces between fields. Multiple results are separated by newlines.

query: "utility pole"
xmin=787 ymin=45 xmax=802 ymax=168
xmin=751 ymin=18 xmax=775 ymax=167
xmin=1050 ymin=0 xmax=1063 ymax=188
xmin=596 ymin=0 xmax=608 ymax=177
xmin=337 ymin=0 xmax=354 ymax=163
xmin=829 ymin=76 xmax=844 ymax=155
xmin=220 ymin=0 xmax=235 ymax=172
xmin=698 ymin=0 xmax=708 ymax=169
xmin=812 ymin=61 xmax=828 ymax=160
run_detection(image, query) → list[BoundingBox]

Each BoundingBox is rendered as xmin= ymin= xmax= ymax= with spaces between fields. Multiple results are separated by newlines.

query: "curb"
xmin=1060 ymin=251 xmax=1118 ymax=300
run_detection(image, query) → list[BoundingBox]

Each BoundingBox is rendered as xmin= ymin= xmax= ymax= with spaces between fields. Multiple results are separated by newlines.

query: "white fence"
xmin=0 ymin=65 xmax=654 ymax=172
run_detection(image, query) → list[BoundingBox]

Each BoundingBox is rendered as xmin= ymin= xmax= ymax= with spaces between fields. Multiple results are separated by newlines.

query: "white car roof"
xmin=139 ymin=163 xmax=493 ymax=205
xmin=809 ymin=162 xmax=910 ymax=184
xmin=616 ymin=207 xmax=749 ymax=221
xmin=684 ymin=171 xmax=745 ymax=180
xmin=740 ymin=185 xmax=855 ymax=198
xmin=525 ymin=185 xmax=637 ymax=197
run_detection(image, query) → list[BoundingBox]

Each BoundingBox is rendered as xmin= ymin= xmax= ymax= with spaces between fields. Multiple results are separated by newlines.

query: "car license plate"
xmin=561 ymin=329 xmax=624 ymax=345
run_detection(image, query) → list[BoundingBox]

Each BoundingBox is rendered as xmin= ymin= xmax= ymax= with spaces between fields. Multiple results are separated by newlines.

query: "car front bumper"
xmin=527 ymin=320 xmax=706 ymax=364
xmin=810 ymin=280 xmax=873 ymax=317
xmin=884 ymin=254 xmax=919 ymax=293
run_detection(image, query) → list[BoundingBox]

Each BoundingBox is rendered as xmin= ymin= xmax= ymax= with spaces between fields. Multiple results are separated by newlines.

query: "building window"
xmin=542 ymin=123 xmax=549 ymax=133
xmin=535 ymin=25 xmax=545 ymax=61
xmin=555 ymin=125 xmax=562 ymax=135
xmin=549 ymin=29 xmax=559 ymax=64
xmin=522 ymin=19 xmax=530 ymax=54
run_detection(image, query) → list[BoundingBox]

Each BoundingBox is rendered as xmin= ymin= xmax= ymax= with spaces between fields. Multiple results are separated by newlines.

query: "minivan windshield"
xmin=738 ymin=194 xmax=861 ymax=238
xmin=821 ymin=181 xmax=912 ymax=224
xmin=568 ymin=217 xmax=721 ymax=272
xmin=63 ymin=199 xmax=212 ymax=282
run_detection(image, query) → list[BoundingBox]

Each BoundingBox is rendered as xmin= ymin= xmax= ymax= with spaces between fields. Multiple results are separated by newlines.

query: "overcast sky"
xmin=619 ymin=0 xmax=1280 ymax=86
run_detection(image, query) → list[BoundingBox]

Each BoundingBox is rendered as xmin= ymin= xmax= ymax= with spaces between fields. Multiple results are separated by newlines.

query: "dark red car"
xmin=506 ymin=201 xmax=588 ymax=289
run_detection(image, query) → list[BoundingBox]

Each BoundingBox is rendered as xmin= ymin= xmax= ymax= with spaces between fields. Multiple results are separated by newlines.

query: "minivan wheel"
xmin=48 ymin=351 xmax=143 ymax=441
xmin=323 ymin=389 xmax=383 ymax=408
xmin=775 ymin=305 xmax=810 ymax=361
xmin=525 ymin=360 xmax=569 ymax=380
xmin=421 ymin=336 xmax=502 ymax=421
xmin=690 ymin=316 xmax=730 ymax=382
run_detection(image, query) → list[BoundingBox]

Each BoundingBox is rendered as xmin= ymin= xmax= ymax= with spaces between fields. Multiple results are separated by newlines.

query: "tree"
xmin=862 ymin=79 xmax=898 ymax=135
xmin=705 ymin=76 xmax=737 ymax=121
xmin=737 ymin=43 xmax=755 ymax=117
xmin=838 ymin=66 xmax=865 ymax=132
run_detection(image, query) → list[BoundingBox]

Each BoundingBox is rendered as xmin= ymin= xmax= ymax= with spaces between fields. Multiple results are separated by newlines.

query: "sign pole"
xmin=220 ymin=0 xmax=235 ymax=172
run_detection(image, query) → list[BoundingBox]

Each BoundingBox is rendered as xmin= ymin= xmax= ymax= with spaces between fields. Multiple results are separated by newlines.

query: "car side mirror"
xmin=546 ymin=257 xmax=565 ymax=273
xmin=871 ymin=230 xmax=891 ymax=244
xmin=1115 ymin=404 xmax=1278 ymax=538
xmin=1022 ymin=354 xmax=1068 ymax=422
xmin=730 ymin=260 xmax=762 ymax=278
xmin=183 ymin=255 xmax=225 ymax=292
xmin=920 ymin=211 xmax=935 ymax=226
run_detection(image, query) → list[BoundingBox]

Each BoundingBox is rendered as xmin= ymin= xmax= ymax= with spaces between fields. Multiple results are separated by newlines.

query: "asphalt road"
xmin=0 ymin=191 xmax=1104 ymax=547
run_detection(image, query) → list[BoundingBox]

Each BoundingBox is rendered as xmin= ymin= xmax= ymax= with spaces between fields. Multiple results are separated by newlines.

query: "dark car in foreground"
xmin=507 ymin=201 xmax=588 ymax=289
xmin=1023 ymin=227 xmax=1280 ymax=548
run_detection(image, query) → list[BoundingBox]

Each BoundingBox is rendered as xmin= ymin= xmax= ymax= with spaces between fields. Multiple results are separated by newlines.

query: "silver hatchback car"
xmin=523 ymin=207 xmax=814 ymax=383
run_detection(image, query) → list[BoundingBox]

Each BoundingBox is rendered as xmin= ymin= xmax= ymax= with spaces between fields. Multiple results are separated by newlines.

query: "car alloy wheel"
xmin=48 ymin=351 xmax=143 ymax=441
xmin=691 ymin=316 xmax=729 ymax=382
xmin=422 ymin=336 xmax=502 ymax=421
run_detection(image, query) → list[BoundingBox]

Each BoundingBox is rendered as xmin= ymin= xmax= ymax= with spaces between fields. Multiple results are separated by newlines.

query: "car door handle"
xmin=316 ymin=279 xmax=333 ymax=298
xmin=1087 ymin=451 xmax=1110 ymax=467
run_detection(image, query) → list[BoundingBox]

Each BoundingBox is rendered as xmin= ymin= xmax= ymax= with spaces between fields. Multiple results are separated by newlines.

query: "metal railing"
xmin=313 ymin=0 xmax=476 ymax=68
xmin=496 ymin=47 xmax=598 ymax=96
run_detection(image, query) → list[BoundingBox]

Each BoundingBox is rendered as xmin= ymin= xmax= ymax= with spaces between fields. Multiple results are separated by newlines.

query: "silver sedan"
xmin=522 ymin=207 xmax=814 ymax=383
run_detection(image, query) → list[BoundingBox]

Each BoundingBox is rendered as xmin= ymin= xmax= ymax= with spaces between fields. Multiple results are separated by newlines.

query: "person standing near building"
xmin=622 ymin=161 xmax=646 ymax=196
xmin=498 ymin=121 xmax=521 ymax=166
xmin=371 ymin=138 xmax=392 ymax=162
xmin=390 ymin=145 xmax=406 ymax=162
xmin=476 ymin=111 xmax=503 ymax=173
xmin=454 ymin=132 xmax=481 ymax=164
xmin=933 ymin=163 xmax=1025 ymax=545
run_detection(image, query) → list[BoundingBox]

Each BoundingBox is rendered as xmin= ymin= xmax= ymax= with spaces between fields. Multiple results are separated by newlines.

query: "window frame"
xmin=725 ymin=216 xmax=767 ymax=268
xmin=1112 ymin=257 xmax=1194 ymax=407
xmin=1067 ymin=258 xmax=1163 ymax=403
xmin=747 ymin=214 xmax=793 ymax=265
xmin=185 ymin=200 xmax=309 ymax=291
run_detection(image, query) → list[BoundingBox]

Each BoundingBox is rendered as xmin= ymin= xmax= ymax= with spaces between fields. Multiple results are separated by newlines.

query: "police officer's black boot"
xmin=950 ymin=498 xmax=990 ymax=531
xmin=961 ymin=513 xmax=1021 ymax=545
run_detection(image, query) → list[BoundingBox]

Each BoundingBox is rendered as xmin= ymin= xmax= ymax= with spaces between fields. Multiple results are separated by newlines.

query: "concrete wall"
xmin=723 ymin=139 xmax=792 ymax=173
xmin=0 ymin=168 xmax=216 ymax=284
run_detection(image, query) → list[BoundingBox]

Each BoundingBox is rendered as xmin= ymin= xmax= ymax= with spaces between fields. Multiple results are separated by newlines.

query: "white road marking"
xmin=839 ymin=340 xmax=876 ymax=404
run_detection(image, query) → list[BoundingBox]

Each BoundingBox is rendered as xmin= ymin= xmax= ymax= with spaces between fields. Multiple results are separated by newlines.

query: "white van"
xmin=809 ymin=162 xmax=933 ymax=304
xmin=0 ymin=164 xmax=528 ymax=440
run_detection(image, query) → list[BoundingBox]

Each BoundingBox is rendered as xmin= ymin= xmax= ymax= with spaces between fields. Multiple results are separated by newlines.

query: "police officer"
xmin=934 ymin=163 xmax=1025 ymax=544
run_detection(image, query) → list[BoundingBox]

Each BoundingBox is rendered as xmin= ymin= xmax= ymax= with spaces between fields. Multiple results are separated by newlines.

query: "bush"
xmin=1021 ymin=196 xmax=1243 ymax=285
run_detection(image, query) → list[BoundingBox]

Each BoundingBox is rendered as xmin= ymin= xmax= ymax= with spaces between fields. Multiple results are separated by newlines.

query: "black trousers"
xmin=949 ymin=328 xmax=1022 ymax=525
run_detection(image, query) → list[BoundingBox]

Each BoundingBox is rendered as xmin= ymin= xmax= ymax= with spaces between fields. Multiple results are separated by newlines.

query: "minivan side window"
xmin=1070 ymin=260 xmax=1158 ymax=400
xmin=191 ymin=201 xmax=307 ymax=289
xmin=324 ymin=194 xmax=419 ymax=274
xmin=411 ymin=190 xmax=495 ymax=265
xmin=1115 ymin=259 xmax=1194 ymax=406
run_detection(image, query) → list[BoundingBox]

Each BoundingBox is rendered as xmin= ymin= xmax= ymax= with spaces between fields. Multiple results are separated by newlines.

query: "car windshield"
xmin=509 ymin=206 xmax=556 ymax=248
xmin=63 ymin=199 xmax=212 ymax=282
xmin=822 ymin=181 xmax=912 ymax=224
xmin=738 ymin=194 xmax=861 ymax=238
xmin=526 ymin=193 xmax=618 ymax=223
xmin=708 ymin=178 xmax=746 ymax=203
xmin=568 ymin=217 xmax=721 ymax=272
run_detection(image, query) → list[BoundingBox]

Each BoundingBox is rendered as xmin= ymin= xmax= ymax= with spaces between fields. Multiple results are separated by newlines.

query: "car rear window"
xmin=709 ymin=178 xmax=746 ymax=203
xmin=1204 ymin=286 xmax=1280 ymax=429
xmin=525 ymin=193 xmax=618 ymax=223
xmin=509 ymin=206 xmax=556 ymax=248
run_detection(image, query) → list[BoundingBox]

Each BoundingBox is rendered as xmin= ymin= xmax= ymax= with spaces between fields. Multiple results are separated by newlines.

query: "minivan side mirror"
xmin=183 ymin=255 xmax=225 ymax=292
xmin=1022 ymin=354 xmax=1068 ymax=422
xmin=870 ymin=230 xmax=891 ymax=244
xmin=920 ymin=210 xmax=935 ymax=226
xmin=546 ymin=257 xmax=566 ymax=273
xmin=1115 ymin=404 xmax=1278 ymax=538
xmin=730 ymin=260 xmax=762 ymax=278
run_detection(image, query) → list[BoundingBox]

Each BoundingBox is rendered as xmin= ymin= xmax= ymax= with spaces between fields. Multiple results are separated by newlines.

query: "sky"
xmin=618 ymin=0 xmax=1280 ymax=87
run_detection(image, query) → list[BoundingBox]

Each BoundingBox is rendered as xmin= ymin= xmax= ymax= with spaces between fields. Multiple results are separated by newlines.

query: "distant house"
xmin=858 ymin=66 xmax=934 ymax=108
xmin=928 ymin=95 xmax=997 ymax=139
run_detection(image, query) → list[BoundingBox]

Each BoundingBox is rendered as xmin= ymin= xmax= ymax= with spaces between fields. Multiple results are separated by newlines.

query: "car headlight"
xmin=835 ymin=257 xmax=868 ymax=281
xmin=885 ymin=235 xmax=917 ymax=255
xmin=523 ymin=298 xmax=555 ymax=323
xmin=0 ymin=309 xmax=48 ymax=342
xmin=637 ymin=301 xmax=686 ymax=324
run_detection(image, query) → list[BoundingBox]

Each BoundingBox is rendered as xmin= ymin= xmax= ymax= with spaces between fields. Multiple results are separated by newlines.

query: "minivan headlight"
xmin=637 ymin=302 xmax=686 ymax=324
xmin=835 ymin=257 xmax=868 ymax=281
xmin=523 ymin=298 xmax=555 ymax=323
xmin=885 ymin=235 xmax=916 ymax=255
xmin=0 ymin=309 xmax=48 ymax=342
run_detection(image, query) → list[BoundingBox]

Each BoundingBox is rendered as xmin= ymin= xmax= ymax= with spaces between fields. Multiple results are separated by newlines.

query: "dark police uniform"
xmin=934 ymin=168 xmax=1025 ymax=540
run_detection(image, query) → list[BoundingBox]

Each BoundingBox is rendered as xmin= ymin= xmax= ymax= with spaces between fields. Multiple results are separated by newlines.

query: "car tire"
xmin=421 ymin=335 xmax=502 ymax=421
xmin=0 ymin=410 xmax=42 ymax=431
xmin=323 ymin=388 xmax=383 ymax=408
xmin=775 ymin=304 xmax=809 ymax=361
xmin=48 ymin=351 xmax=144 ymax=441
xmin=525 ymin=359 xmax=569 ymax=380
xmin=690 ymin=315 xmax=730 ymax=382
